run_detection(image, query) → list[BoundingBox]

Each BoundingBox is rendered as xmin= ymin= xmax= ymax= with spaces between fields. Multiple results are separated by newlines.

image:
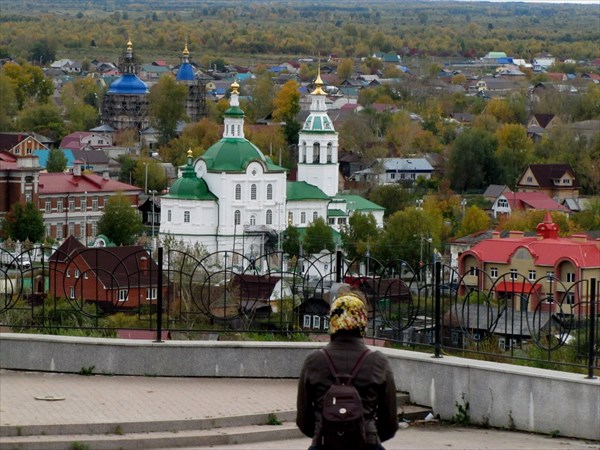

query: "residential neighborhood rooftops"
xmin=38 ymin=172 xmax=141 ymax=194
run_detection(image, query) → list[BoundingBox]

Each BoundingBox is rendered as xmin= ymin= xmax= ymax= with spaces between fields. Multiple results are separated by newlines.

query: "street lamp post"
xmin=83 ymin=191 xmax=87 ymax=246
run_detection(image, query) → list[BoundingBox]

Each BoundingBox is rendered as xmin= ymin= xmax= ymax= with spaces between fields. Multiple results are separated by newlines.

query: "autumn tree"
xmin=133 ymin=158 xmax=168 ymax=193
xmin=457 ymin=205 xmax=491 ymax=237
xmin=337 ymin=58 xmax=354 ymax=81
xmin=46 ymin=149 xmax=67 ymax=173
xmin=572 ymin=197 xmax=600 ymax=231
xmin=483 ymin=98 xmax=516 ymax=124
xmin=303 ymin=217 xmax=335 ymax=254
xmin=0 ymin=74 xmax=17 ymax=131
xmin=17 ymin=103 xmax=65 ymax=141
xmin=1 ymin=202 xmax=45 ymax=243
xmin=272 ymin=80 xmax=301 ymax=146
xmin=1 ymin=62 xmax=53 ymax=109
xmin=497 ymin=210 xmax=575 ymax=237
xmin=161 ymin=118 xmax=221 ymax=166
xmin=97 ymin=193 xmax=144 ymax=246
xmin=246 ymin=71 xmax=275 ymax=122
xmin=148 ymin=74 xmax=188 ymax=145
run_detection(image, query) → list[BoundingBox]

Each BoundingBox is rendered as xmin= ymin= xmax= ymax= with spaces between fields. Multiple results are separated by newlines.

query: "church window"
xmin=234 ymin=210 xmax=241 ymax=225
xmin=237 ymin=125 xmax=241 ymax=136
xmin=288 ymin=211 xmax=293 ymax=224
xmin=301 ymin=142 xmax=307 ymax=163
xmin=250 ymin=215 xmax=256 ymax=226
xmin=251 ymin=184 xmax=257 ymax=200
xmin=313 ymin=143 xmax=320 ymax=163
xmin=168 ymin=210 xmax=172 ymax=222
xmin=266 ymin=184 xmax=273 ymax=200
xmin=266 ymin=209 xmax=273 ymax=225
xmin=184 ymin=211 xmax=190 ymax=223
xmin=313 ymin=212 xmax=318 ymax=221
xmin=235 ymin=184 xmax=241 ymax=200
xmin=327 ymin=143 xmax=333 ymax=163
xmin=301 ymin=212 xmax=306 ymax=224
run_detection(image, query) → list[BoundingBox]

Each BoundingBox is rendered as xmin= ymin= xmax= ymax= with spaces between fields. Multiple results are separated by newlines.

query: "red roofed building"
xmin=59 ymin=132 xmax=112 ymax=151
xmin=0 ymin=132 xmax=48 ymax=156
xmin=0 ymin=151 xmax=41 ymax=218
xmin=458 ymin=212 xmax=600 ymax=317
xmin=38 ymin=160 xmax=141 ymax=242
xmin=491 ymin=191 xmax=569 ymax=218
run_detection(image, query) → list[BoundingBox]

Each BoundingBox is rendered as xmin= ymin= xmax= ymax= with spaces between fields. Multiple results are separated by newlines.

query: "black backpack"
xmin=318 ymin=348 xmax=371 ymax=450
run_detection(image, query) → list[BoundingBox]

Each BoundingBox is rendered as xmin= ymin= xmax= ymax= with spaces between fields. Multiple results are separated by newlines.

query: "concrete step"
xmin=0 ymin=421 xmax=304 ymax=450
xmin=399 ymin=404 xmax=434 ymax=422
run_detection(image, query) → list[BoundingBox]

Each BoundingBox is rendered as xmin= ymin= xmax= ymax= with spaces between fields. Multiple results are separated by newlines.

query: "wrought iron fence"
xmin=0 ymin=245 xmax=597 ymax=378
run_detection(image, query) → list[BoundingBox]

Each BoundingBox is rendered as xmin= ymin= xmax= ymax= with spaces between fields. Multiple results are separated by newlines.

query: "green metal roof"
xmin=302 ymin=114 xmax=335 ymax=133
xmin=337 ymin=194 xmax=385 ymax=211
xmin=165 ymin=160 xmax=217 ymax=200
xmin=327 ymin=209 xmax=347 ymax=217
xmin=202 ymin=138 xmax=285 ymax=172
xmin=286 ymin=181 xmax=330 ymax=201
xmin=224 ymin=106 xmax=245 ymax=117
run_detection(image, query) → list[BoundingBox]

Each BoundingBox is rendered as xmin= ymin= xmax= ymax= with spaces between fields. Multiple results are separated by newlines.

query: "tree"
xmin=0 ymin=74 xmax=17 ymax=131
xmin=495 ymin=123 xmax=533 ymax=187
xmin=97 ymin=194 xmax=144 ymax=246
xmin=303 ymin=217 xmax=335 ymax=254
xmin=572 ymin=197 xmax=600 ymax=231
xmin=341 ymin=213 xmax=378 ymax=260
xmin=484 ymin=98 xmax=516 ymax=124
xmin=1 ymin=62 xmax=53 ymax=109
xmin=148 ymin=74 xmax=188 ymax=145
xmin=337 ymin=58 xmax=354 ymax=81
xmin=272 ymin=80 xmax=301 ymax=146
xmin=133 ymin=158 xmax=168 ymax=193
xmin=17 ymin=103 xmax=65 ymax=141
xmin=368 ymin=184 xmax=414 ymax=219
xmin=46 ymin=149 xmax=67 ymax=173
xmin=1 ymin=202 xmax=45 ymax=242
xmin=28 ymin=39 xmax=56 ymax=66
xmin=448 ymin=128 xmax=500 ymax=192
xmin=457 ymin=205 xmax=490 ymax=237
xmin=247 ymin=71 xmax=275 ymax=121
xmin=118 ymin=155 xmax=137 ymax=184
xmin=282 ymin=225 xmax=301 ymax=255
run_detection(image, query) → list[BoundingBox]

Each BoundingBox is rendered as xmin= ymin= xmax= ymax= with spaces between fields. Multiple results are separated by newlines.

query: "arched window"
xmin=235 ymin=184 xmax=241 ymax=200
xmin=184 ymin=211 xmax=190 ymax=223
xmin=266 ymin=209 xmax=273 ymax=225
xmin=251 ymin=184 xmax=257 ymax=200
xmin=250 ymin=214 xmax=256 ymax=226
xmin=313 ymin=211 xmax=318 ymax=221
xmin=234 ymin=210 xmax=241 ymax=225
xmin=313 ymin=143 xmax=320 ymax=163
xmin=327 ymin=142 xmax=333 ymax=163
xmin=266 ymin=184 xmax=273 ymax=200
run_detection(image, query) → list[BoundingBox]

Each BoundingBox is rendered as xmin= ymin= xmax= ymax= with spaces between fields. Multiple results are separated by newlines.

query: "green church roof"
xmin=337 ymin=194 xmax=385 ymax=211
xmin=202 ymin=138 xmax=285 ymax=172
xmin=165 ymin=157 xmax=217 ymax=200
xmin=224 ymin=106 xmax=245 ymax=117
xmin=286 ymin=181 xmax=330 ymax=201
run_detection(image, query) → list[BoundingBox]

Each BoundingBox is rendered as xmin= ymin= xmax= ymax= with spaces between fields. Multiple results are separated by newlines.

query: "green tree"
xmin=1 ymin=202 xmax=45 ymax=242
xmin=17 ymin=103 xmax=65 ymax=141
xmin=457 ymin=205 xmax=491 ymax=237
xmin=341 ymin=212 xmax=378 ymax=260
xmin=303 ymin=217 xmax=335 ymax=254
xmin=0 ymin=74 xmax=18 ymax=131
xmin=247 ymin=71 xmax=275 ymax=121
xmin=46 ymin=149 xmax=67 ymax=173
xmin=368 ymin=184 xmax=414 ymax=219
xmin=495 ymin=123 xmax=533 ymax=187
xmin=28 ymin=39 xmax=57 ymax=66
xmin=133 ymin=158 xmax=168 ymax=193
xmin=118 ymin=154 xmax=137 ymax=184
xmin=337 ymin=58 xmax=354 ymax=81
xmin=571 ymin=198 xmax=600 ymax=231
xmin=1 ymin=62 xmax=53 ymax=109
xmin=97 ymin=193 xmax=144 ymax=246
xmin=148 ymin=74 xmax=188 ymax=145
xmin=448 ymin=128 xmax=500 ymax=192
xmin=282 ymin=225 xmax=301 ymax=255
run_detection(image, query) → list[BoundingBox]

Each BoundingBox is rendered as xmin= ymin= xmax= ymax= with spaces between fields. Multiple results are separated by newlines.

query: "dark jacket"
xmin=296 ymin=335 xmax=399 ymax=446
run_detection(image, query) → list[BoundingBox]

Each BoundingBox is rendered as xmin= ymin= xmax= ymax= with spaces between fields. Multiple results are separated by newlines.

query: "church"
xmin=158 ymin=73 xmax=384 ymax=258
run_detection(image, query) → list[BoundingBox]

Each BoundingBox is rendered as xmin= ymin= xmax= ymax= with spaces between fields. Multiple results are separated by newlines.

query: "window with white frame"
xmin=69 ymin=198 xmax=75 ymax=212
xmin=313 ymin=212 xmax=318 ymax=221
xmin=490 ymin=267 xmax=498 ymax=278
xmin=235 ymin=184 xmax=241 ymax=200
xmin=313 ymin=315 xmax=321 ymax=329
xmin=266 ymin=209 xmax=273 ymax=225
xmin=70 ymin=287 xmax=75 ymax=299
xmin=91 ymin=222 xmax=97 ymax=236
xmin=57 ymin=200 xmax=63 ymax=213
xmin=563 ymin=292 xmax=575 ymax=304
xmin=92 ymin=198 xmax=98 ymax=211
xmin=469 ymin=266 xmax=477 ymax=276
xmin=74 ymin=269 xmax=80 ymax=278
xmin=566 ymin=272 xmax=576 ymax=283
xmin=497 ymin=199 xmax=509 ymax=208
xmin=45 ymin=200 xmax=51 ymax=213
xmin=167 ymin=210 xmax=172 ymax=222
xmin=328 ymin=218 xmax=335 ymax=225
xmin=234 ymin=210 xmax=241 ymax=225
xmin=323 ymin=318 xmax=329 ymax=329
xmin=288 ymin=211 xmax=293 ymax=224
xmin=266 ymin=184 xmax=273 ymax=200
xmin=528 ymin=270 xmax=536 ymax=281
xmin=301 ymin=212 xmax=306 ymax=224
xmin=68 ymin=222 xmax=75 ymax=236
xmin=118 ymin=289 xmax=128 ymax=302
xmin=510 ymin=268 xmax=518 ymax=280
xmin=338 ymin=217 xmax=347 ymax=225
xmin=25 ymin=193 xmax=32 ymax=203
xmin=56 ymin=223 xmax=63 ymax=239
xmin=303 ymin=315 xmax=311 ymax=328
xmin=184 ymin=211 xmax=190 ymax=223
xmin=147 ymin=288 xmax=157 ymax=300
xmin=250 ymin=184 xmax=257 ymax=200
xmin=250 ymin=214 xmax=256 ymax=226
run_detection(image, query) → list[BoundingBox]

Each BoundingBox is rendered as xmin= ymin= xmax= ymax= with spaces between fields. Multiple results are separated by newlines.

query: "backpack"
xmin=318 ymin=348 xmax=371 ymax=450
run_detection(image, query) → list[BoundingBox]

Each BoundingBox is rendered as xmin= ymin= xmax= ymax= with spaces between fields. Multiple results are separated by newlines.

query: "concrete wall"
xmin=1 ymin=333 xmax=598 ymax=440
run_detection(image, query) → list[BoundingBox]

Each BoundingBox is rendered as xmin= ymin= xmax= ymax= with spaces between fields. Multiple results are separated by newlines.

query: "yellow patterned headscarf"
xmin=329 ymin=294 xmax=367 ymax=335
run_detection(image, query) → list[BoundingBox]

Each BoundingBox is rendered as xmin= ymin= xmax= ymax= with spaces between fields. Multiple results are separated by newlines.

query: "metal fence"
xmin=0 ymin=245 xmax=597 ymax=378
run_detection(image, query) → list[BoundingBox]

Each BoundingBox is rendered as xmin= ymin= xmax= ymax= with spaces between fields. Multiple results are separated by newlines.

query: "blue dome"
xmin=108 ymin=73 xmax=149 ymax=94
xmin=176 ymin=62 xmax=195 ymax=82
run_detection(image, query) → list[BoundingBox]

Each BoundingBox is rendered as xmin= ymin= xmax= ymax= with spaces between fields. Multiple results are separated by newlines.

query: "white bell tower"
xmin=296 ymin=69 xmax=339 ymax=197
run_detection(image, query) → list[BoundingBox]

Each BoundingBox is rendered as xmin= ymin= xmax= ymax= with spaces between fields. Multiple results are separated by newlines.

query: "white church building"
xmin=159 ymin=75 xmax=384 ymax=257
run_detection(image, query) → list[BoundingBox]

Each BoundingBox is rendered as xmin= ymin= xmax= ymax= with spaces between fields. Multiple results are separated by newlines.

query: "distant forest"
xmin=1 ymin=1 xmax=599 ymax=64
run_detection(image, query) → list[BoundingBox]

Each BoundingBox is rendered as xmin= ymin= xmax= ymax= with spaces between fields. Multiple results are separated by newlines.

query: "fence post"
xmin=433 ymin=261 xmax=442 ymax=358
xmin=336 ymin=250 xmax=343 ymax=283
xmin=155 ymin=247 xmax=164 ymax=343
xmin=587 ymin=278 xmax=597 ymax=379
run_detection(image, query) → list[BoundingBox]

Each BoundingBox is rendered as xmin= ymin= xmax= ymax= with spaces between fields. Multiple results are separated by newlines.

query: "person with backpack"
xmin=296 ymin=293 xmax=399 ymax=450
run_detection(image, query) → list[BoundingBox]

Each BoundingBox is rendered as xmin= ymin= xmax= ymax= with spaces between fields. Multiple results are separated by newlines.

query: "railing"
xmin=0 ymin=245 xmax=597 ymax=378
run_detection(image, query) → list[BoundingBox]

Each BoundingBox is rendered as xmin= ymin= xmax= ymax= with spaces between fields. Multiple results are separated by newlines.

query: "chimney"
xmin=492 ymin=231 xmax=501 ymax=239
xmin=73 ymin=160 xmax=83 ymax=177
xmin=140 ymin=256 xmax=148 ymax=275
xmin=102 ymin=170 xmax=109 ymax=181
xmin=509 ymin=230 xmax=525 ymax=239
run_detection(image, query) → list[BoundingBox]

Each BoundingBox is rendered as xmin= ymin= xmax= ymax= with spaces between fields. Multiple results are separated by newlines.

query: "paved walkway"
xmin=0 ymin=370 xmax=597 ymax=449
